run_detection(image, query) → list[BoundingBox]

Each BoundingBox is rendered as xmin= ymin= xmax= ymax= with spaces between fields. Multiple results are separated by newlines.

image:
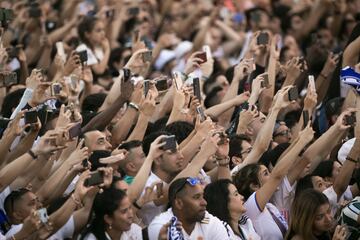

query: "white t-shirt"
xmin=222 ymin=215 xmax=261 ymax=240
xmin=0 ymin=233 xmax=4 ymax=240
xmin=5 ymin=215 xmax=75 ymax=240
xmin=148 ymin=208 xmax=230 ymax=240
xmin=244 ymin=192 xmax=286 ymax=240
xmin=323 ymin=185 xmax=353 ymax=216
xmin=83 ymin=223 xmax=142 ymax=240
xmin=0 ymin=187 xmax=11 ymax=213
xmin=76 ymin=44 xmax=104 ymax=66
xmin=270 ymin=176 xmax=296 ymax=222
xmin=137 ymin=172 xmax=167 ymax=226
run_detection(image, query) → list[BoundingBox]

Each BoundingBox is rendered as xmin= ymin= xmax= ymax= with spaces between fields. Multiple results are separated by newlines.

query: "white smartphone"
xmin=56 ymin=42 xmax=66 ymax=63
xmin=308 ymin=75 xmax=316 ymax=92
xmin=203 ymin=45 xmax=212 ymax=60
xmin=172 ymin=71 xmax=183 ymax=90
xmin=37 ymin=208 xmax=49 ymax=224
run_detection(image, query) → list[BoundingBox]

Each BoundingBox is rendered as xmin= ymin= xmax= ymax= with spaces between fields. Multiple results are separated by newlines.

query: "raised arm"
xmin=256 ymin=125 xmax=314 ymax=210
xmin=343 ymin=35 xmax=360 ymax=68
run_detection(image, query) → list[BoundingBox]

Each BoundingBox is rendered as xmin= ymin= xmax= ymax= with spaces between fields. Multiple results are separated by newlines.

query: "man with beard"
xmin=148 ymin=177 xmax=230 ymax=240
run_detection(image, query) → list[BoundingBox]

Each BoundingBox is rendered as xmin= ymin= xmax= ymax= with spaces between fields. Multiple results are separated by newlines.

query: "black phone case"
xmin=84 ymin=172 xmax=104 ymax=187
xmin=162 ymin=136 xmax=176 ymax=151
xmin=69 ymin=123 xmax=82 ymax=139
xmin=25 ymin=111 xmax=38 ymax=124
xmin=288 ymin=87 xmax=299 ymax=101
xmin=193 ymin=78 xmax=201 ymax=101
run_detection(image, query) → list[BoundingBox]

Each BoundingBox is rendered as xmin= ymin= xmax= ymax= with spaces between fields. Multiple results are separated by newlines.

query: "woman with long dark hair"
xmin=81 ymin=188 xmax=143 ymax=239
xmin=204 ymin=179 xmax=260 ymax=240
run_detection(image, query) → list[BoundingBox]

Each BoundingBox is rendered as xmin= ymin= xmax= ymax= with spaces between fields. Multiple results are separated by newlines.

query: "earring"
xmin=109 ymin=224 xmax=112 ymax=230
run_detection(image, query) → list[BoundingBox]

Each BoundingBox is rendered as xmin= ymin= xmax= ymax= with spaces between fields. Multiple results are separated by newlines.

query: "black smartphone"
xmin=288 ymin=86 xmax=299 ymax=101
xmin=155 ymin=78 xmax=168 ymax=91
xmin=0 ymin=117 xmax=10 ymax=129
xmin=257 ymin=32 xmax=269 ymax=45
xmin=196 ymin=52 xmax=207 ymax=64
xmin=344 ymin=113 xmax=356 ymax=126
xmin=123 ymin=68 xmax=131 ymax=82
xmin=196 ymin=106 xmax=206 ymax=122
xmin=4 ymin=72 xmax=17 ymax=87
xmin=162 ymin=135 xmax=177 ymax=152
xmin=193 ymin=77 xmax=201 ymax=102
xmin=303 ymin=110 xmax=309 ymax=128
xmin=128 ymin=7 xmax=139 ymax=16
xmin=144 ymin=80 xmax=150 ymax=97
xmin=77 ymin=50 xmax=88 ymax=63
xmin=51 ymin=83 xmax=62 ymax=96
xmin=82 ymin=159 xmax=88 ymax=168
xmin=260 ymin=74 xmax=269 ymax=88
xmin=84 ymin=171 xmax=104 ymax=187
xmin=142 ymin=51 xmax=152 ymax=62
xmin=25 ymin=110 xmax=38 ymax=124
xmin=69 ymin=122 xmax=82 ymax=139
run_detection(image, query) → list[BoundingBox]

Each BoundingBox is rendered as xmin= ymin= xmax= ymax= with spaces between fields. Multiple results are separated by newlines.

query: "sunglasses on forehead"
xmin=173 ymin=177 xmax=201 ymax=198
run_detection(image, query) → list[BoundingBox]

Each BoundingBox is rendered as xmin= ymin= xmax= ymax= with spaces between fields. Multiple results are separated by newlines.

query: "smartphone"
xmin=308 ymin=75 xmax=315 ymax=91
xmin=172 ymin=72 xmax=183 ymax=90
xmin=155 ymin=78 xmax=168 ymax=91
xmin=303 ymin=110 xmax=309 ymax=128
xmin=162 ymin=135 xmax=177 ymax=152
xmin=196 ymin=106 xmax=206 ymax=122
xmin=0 ymin=117 xmax=10 ymax=129
xmin=257 ymin=32 xmax=269 ymax=45
xmin=69 ymin=122 xmax=82 ymax=139
xmin=260 ymin=74 xmax=269 ymax=88
xmin=142 ymin=51 xmax=152 ymax=62
xmin=0 ymin=72 xmax=17 ymax=87
xmin=82 ymin=159 xmax=89 ymax=168
xmin=240 ymin=101 xmax=250 ymax=111
xmin=196 ymin=52 xmax=207 ymax=64
xmin=128 ymin=7 xmax=139 ymax=16
xmin=55 ymin=41 xmax=66 ymax=62
xmin=344 ymin=113 xmax=356 ymax=126
xmin=288 ymin=86 xmax=299 ymax=101
xmin=156 ymin=182 xmax=163 ymax=198
xmin=51 ymin=83 xmax=62 ymax=96
xmin=193 ymin=77 xmax=201 ymax=101
xmin=24 ymin=110 xmax=38 ymax=124
xmin=123 ymin=68 xmax=131 ymax=82
xmin=37 ymin=208 xmax=48 ymax=224
xmin=84 ymin=171 xmax=104 ymax=187
xmin=77 ymin=50 xmax=88 ymax=63
xmin=143 ymin=80 xmax=150 ymax=97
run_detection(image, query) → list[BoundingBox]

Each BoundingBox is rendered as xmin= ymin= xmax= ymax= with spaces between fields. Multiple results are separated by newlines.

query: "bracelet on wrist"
xmin=128 ymin=102 xmax=139 ymax=111
xmin=319 ymin=72 xmax=328 ymax=79
xmin=28 ymin=149 xmax=38 ymax=160
xmin=133 ymin=200 xmax=142 ymax=210
xmin=346 ymin=156 xmax=358 ymax=164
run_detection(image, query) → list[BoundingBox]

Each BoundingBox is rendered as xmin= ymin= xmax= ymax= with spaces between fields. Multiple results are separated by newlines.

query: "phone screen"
xmin=193 ymin=78 xmax=201 ymax=102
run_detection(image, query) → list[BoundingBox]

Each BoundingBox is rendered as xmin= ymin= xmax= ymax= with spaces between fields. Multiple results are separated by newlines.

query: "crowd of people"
xmin=0 ymin=0 xmax=359 ymax=239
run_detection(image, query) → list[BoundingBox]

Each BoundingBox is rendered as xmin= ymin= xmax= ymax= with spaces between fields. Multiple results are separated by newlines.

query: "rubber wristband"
xmin=28 ymin=150 xmax=37 ymax=160
xmin=346 ymin=156 xmax=358 ymax=163
xmin=133 ymin=201 xmax=142 ymax=210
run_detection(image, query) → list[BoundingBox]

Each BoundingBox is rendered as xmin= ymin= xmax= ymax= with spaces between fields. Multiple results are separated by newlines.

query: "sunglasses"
xmin=173 ymin=177 xmax=201 ymax=198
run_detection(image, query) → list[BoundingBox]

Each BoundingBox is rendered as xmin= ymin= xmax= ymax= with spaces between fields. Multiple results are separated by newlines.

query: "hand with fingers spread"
xmin=335 ymin=108 xmax=357 ymax=131
xmin=234 ymin=58 xmax=255 ymax=81
xmin=284 ymin=57 xmax=304 ymax=82
xmin=322 ymin=52 xmax=340 ymax=78
xmin=28 ymin=82 xmax=55 ymax=107
xmin=272 ymin=86 xmax=294 ymax=111
xmin=98 ymin=167 xmax=113 ymax=188
xmin=332 ymin=225 xmax=347 ymax=240
xmin=195 ymin=116 xmax=215 ymax=139
xmin=31 ymin=131 xmax=67 ymax=157
xmin=124 ymin=48 xmax=149 ymax=75
xmin=74 ymin=170 xmax=95 ymax=201
xmin=237 ymin=106 xmax=258 ymax=133
xmin=147 ymin=135 xmax=166 ymax=160
xmin=56 ymin=105 xmax=72 ymax=129
xmin=63 ymin=51 xmax=81 ymax=76
xmin=184 ymin=51 xmax=203 ymax=75
xmin=140 ymin=92 xmax=156 ymax=117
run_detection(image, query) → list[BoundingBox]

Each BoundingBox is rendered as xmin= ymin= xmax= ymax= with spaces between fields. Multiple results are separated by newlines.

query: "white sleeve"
xmin=147 ymin=221 xmax=164 ymax=240
xmin=10 ymin=88 xmax=33 ymax=119
xmin=207 ymin=217 xmax=231 ymax=240
xmin=0 ymin=233 xmax=4 ymax=240
xmin=52 ymin=215 xmax=75 ymax=238
xmin=244 ymin=192 xmax=263 ymax=220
